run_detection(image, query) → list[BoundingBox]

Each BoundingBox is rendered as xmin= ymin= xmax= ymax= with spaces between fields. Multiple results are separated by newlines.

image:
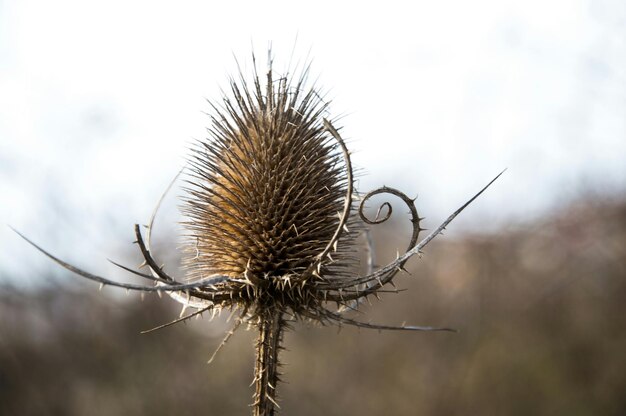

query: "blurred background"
xmin=1 ymin=0 xmax=625 ymax=415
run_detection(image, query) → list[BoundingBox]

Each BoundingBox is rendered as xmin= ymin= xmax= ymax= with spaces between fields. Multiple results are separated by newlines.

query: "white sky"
xmin=1 ymin=0 xmax=625 ymax=285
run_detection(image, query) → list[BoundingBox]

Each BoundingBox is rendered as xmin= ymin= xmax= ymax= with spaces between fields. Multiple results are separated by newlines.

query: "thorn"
xmin=266 ymin=394 xmax=281 ymax=408
xmin=99 ymin=283 xmax=104 ymax=291
xmin=397 ymin=266 xmax=411 ymax=275
xmin=157 ymin=289 xmax=163 ymax=298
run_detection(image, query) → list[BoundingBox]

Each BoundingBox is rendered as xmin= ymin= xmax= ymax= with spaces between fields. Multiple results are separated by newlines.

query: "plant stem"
xmin=253 ymin=309 xmax=285 ymax=416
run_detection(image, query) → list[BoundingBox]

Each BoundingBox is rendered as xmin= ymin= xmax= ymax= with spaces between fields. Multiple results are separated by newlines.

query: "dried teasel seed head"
xmin=12 ymin=47 xmax=503 ymax=416
xmin=182 ymin=61 xmax=351 ymax=301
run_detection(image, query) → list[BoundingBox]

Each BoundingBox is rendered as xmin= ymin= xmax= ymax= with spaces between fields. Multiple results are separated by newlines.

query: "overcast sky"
xmin=1 ymin=0 xmax=625 ymax=286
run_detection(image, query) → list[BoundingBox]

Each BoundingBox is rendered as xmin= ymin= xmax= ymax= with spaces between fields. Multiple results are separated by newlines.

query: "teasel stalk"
xmin=14 ymin=53 xmax=504 ymax=415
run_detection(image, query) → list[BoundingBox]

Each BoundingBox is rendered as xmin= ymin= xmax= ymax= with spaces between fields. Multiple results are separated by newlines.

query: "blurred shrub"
xmin=1 ymin=197 xmax=625 ymax=415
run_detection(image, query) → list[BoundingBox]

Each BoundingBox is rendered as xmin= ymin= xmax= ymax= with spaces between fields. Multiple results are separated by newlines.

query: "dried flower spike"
xmin=14 ymin=53 xmax=504 ymax=416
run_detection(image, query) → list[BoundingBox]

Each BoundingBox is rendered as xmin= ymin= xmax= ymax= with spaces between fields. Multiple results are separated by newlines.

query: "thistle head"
xmin=14 ymin=49 xmax=503 ymax=416
xmin=181 ymin=60 xmax=355 ymax=318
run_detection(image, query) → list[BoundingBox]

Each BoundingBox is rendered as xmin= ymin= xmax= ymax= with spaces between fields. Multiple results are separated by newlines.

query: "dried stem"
xmin=253 ymin=309 xmax=286 ymax=416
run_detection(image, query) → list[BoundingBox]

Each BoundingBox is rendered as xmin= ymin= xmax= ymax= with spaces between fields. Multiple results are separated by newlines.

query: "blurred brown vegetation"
xmin=2 ymin=197 xmax=626 ymax=415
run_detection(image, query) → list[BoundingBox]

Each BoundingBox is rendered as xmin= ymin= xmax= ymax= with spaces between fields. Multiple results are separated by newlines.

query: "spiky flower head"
xmin=182 ymin=62 xmax=353 ymax=319
xmin=177 ymin=59 xmax=362 ymax=325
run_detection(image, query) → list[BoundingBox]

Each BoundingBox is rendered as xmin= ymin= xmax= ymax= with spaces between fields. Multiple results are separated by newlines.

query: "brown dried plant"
xmin=15 ymin=53 xmax=503 ymax=415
